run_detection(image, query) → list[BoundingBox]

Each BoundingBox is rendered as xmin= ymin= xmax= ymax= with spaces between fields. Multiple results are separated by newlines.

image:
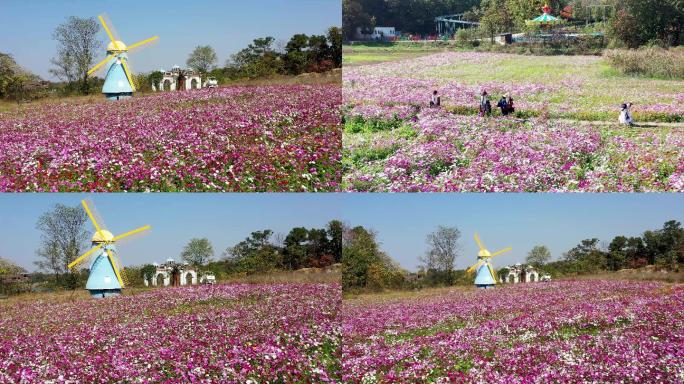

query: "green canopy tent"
xmin=525 ymin=5 xmax=563 ymax=27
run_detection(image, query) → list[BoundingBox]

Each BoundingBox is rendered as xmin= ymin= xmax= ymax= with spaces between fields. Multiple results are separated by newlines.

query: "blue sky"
xmin=0 ymin=0 xmax=341 ymax=79
xmin=0 ymin=194 xmax=341 ymax=271
xmin=340 ymin=194 xmax=684 ymax=271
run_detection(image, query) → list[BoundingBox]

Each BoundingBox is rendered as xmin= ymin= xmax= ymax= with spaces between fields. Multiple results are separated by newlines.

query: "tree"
xmin=420 ymin=226 xmax=461 ymax=285
xmin=618 ymin=0 xmax=684 ymax=47
xmin=326 ymin=27 xmax=343 ymax=67
xmin=223 ymin=230 xmax=282 ymax=274
xmin=342 ymin=226 xmax=381 ymax=290
xmin=342 ymin=0 xmax=370 ymax=40
xmin=50 ymin=16 xmax=101 ymax=94
xmin=35 ymin=204 xmax=88 ymax=286
xmin=284 ymin=34 xmax=310 ymax=75
xmin=228 ymin=37 xmax=282 ymax=78
xmin=0 ymin=257 xmax=25 ymax=275
xmin=283 ymin=227 xmax=309 ymax=270
xmin=148 ymin=71 xmax=163 ymax=90
xmin=187 ymin=45 xmax=218 ymax=73
xmin=0 ymin=53 xmax=18 ymax=98
xmin=140 ymin=264 xmax=157 ymax=285
xmin=327 ymin=220 xmax=343 ymax=263
xmin=563 ymin=238 xmax=607 ymax=273
xmin=480 ymin=0 xmax=514 ymax=42
xmin=526 ymin=245 xmax=551 ymax=266
xmin=609 ymin=10 xmax=641 ymax=48
xmin=180 ymin=238 xmax=214 ymax=267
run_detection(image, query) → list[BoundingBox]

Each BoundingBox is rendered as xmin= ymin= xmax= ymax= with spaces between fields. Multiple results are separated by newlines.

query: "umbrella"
xmin=526 ymin=4 xmax=563 ymax=26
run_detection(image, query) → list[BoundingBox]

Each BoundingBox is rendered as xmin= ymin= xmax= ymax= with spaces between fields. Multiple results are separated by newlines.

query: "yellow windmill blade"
xmin=487 ymin=263 xmax=498 ymax=283
xmin=127 ymin=36 xmax=159 ymax=51
xmin=112 ymin=225 xmax=151 ymax=242
xmin=105 ymin=248 xmax=125 ymax=287
xmin=491 ymin=247 xmax=513 ymax=258
xmin=82 ymin=199 xmax=103 ymax=234
xmin=121 ymin=60 xmax=136 ymax=92
xmin=68 ymin=244 xmax=103 ymax=269
xmin=467 ymin=260 xmax=484 ymax=274
xmin=98 ymin=14 xmax=118 ymax=47
xmin=88 ymin=54 xmax=115 ymax=76
xmin=474 ymin=233 xmax=485 ymax=251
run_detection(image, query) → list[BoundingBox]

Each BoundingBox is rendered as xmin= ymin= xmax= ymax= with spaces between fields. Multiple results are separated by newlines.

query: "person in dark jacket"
xmin=497 ymin=95 xmax=509 ymax=115
xmin=430 ymin=90 xmax=441 ymax=108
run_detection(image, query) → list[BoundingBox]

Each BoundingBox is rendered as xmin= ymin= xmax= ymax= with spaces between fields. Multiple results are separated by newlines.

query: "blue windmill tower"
xmin=467 ymin=233 xmax=512 ymax=289
xmin=87 ymin=14 xmax=158 ymax=100
xmin=68 ymin=199 xmax=151 ymax=298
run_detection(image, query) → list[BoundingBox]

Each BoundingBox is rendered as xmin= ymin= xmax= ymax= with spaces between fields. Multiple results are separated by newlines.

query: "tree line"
xmin=141 ymin=27 xmax=342 ymax=90
xmin=342 ymin=220 xmax=684 ymax=293
xmin=343 ymin=0 xmax=684 ymax=47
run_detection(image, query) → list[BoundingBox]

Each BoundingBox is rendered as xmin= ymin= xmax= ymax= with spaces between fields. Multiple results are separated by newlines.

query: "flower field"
xmin=341 ymin=280 xmax=684 ymax=383
xmin=343 ymin=51 xmax=684 ymax=192
xmin=0 ymin=283 xmax=341 ymax=383
xmin=343 ymin=51 xmax=684 ymax=120
xmin=0 ymin=85 xmax=341 ymax=192
xmin=344 ymin=109 xmax=683 ymax=192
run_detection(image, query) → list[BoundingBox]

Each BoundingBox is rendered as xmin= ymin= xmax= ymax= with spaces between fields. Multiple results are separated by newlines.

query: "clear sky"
xmin=0 ymin=0 xmax=341 ymax=79
xmin=0 ymin=194 xmax=341 ymax=271
xmin=340 ymin=194 xmax=684 ymax=272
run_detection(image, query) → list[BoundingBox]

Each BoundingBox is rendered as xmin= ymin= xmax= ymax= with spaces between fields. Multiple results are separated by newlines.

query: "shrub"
xmin=604 ymin=47 xmax=684 ymax=79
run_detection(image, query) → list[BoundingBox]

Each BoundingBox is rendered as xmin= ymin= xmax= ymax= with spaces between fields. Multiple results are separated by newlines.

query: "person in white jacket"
xmin=619 ymin=102 xmax=634 ymax=126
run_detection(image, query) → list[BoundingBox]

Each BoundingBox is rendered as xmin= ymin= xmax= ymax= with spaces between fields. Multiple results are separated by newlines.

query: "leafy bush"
xmin=604 ymin=47 xmax=684 ymax=79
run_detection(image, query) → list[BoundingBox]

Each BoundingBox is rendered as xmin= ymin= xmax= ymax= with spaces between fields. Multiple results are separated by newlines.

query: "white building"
xmin=500 ymin=263 xmax=540 ymax=284
xmin=154 ymin=66 xmax=202 ymax=91
xmin=145 ymin=258 xmax=198 ymax=287
xmin=355 ymin=27 xmax=398 ymax=40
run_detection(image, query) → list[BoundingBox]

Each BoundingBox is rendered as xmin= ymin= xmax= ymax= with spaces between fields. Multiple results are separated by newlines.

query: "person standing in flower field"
xmin=479 ymin=90 xmax=491 ymax=117
xmin=619 ymin=102 xmax=634 ymax=126
xmin=430 ymin=90 xmax=441 ymax=108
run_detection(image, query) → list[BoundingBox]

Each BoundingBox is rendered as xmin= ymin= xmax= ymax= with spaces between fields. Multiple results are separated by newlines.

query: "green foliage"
xmin=608 ymin=0 xmax=684 ymax=47
xmin=221 ymin=221 xmax=341 ymax=276
xmin=227 ymin=29 xmax=341 ymax=79
xmin=345 ymin=0 xmax=481 ymax=36
xmin=479 ymin=0 xmax=515 ymax=42
xmin=526 ymin=245 xmax=551 ymax=266
xmin=140 ymin=264 xmax=157 ymax=285
xmin=181 ymin=238 xmax=214 ymax=267
xmin=0 ymin=52 xmax=45 ymax=101
xmin=342 ymin=226 xmax=405 ymax=292
xmin=552 ymin=220 xmax=684 ymax=276
xmin=187 ymin=45 xmax=218 ymax=73
xmin=147 ymin=71 xmax=163 ymax=90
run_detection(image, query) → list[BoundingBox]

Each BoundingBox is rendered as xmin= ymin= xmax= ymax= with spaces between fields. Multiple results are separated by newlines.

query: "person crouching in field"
xmin=497 ymin=95 xmax=508 ymax=115
xmin=497 ymin=94 xmax=516 ymax=116
xmin=619 ymin=103 xmax=634 ymax=126
xmin=506 ymin=94 xmax=515 ymax=115
xmin=479 ymin=90 xmax=491 ymax=117
xmin=430 ymin=90 xmax=441 ymax=108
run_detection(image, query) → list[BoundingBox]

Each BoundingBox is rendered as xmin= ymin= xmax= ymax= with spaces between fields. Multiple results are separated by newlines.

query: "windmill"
xmin=466 ymin=233 xmax=511 ymax=289
xmin=87 ymin=14 xmax=158 ymax=100
xmin=68 ymin=199 xmax=150 ymax=298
